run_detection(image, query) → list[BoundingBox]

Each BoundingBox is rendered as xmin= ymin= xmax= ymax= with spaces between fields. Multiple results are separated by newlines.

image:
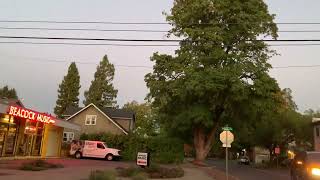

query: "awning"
xmin=54 ymin=119 xmax=80 ymax=131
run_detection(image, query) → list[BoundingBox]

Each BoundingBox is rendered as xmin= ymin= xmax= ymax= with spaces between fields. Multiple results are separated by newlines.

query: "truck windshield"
xmin=103 ymin=142 xmax=108 ymax=148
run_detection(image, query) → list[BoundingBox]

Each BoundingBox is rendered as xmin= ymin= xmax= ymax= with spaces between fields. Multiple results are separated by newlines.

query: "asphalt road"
xmin=207 ymin=159 xmax=291 ymax=180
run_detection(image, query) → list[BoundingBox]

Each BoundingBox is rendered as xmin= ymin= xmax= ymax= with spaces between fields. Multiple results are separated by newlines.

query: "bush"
xmin=80 ymin=133 xmax=184 ymax=164
xmin=19 ymin=160 xmax=64 ymax=171
xmin=132 ymin=172 xmax=148 ymax=180
xmin=89 ymin=170 xmax=116 ymax=180
xmin=117 ymin=165 xmax=184 ymax=179
xmin=117 ymin=166 xmax=141 ymax=177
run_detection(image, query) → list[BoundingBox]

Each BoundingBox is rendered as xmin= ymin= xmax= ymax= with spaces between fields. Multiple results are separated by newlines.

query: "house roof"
xmin=63 ymin=105 xmax=135 ymax=120
xmin=0 ymin=98 xmax=24 ymax=114
xmin=0 ymin=98 xmax=24 ymax=107
xmin=65 ymin=103 xmax=132 ymax=135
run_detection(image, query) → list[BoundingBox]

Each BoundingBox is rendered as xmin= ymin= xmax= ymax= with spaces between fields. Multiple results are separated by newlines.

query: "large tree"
xmin=0 ymin=85 xmax=18 ymax=99
xmin=145 ymin=0 xmax=279 ymax=163
xmin=54 ymin=62 xmax=81 ymax=118
xmin=123 ymin=101 xmax=157 ymax=136
xmin=84 ymin=55 xmax=118 ymax=108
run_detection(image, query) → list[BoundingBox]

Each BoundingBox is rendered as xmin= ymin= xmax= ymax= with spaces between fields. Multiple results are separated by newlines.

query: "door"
xmin=45 ymin=129 xmax=59 ymax=157
xmin=96 ymin=142 xmax=107 ymax=158
xmin=83 ymin=141 xmax=96 ymax=157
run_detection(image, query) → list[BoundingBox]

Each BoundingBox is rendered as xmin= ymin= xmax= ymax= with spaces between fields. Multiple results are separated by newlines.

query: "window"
xmin=97 ymin=143 xmax=105 ymax=149
xmin=317 ymin=127 xmax=320 ymax=137
xmin=63 ymin=132 xmax=74 ymax=142
xmin=85 ymin=115 xmax=97 ymax=125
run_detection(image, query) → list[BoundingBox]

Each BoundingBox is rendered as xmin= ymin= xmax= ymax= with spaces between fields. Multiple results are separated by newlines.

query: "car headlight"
xmin=311 ymin=168 xmax=320 ymax=176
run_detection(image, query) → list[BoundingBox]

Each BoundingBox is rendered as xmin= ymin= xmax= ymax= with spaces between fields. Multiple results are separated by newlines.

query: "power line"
xmin=4 ymin=54 xmax=320 ymax=70
xmin=0 ymin=27 xmax=169 ymax=33
xmin=1 ymin=26 xmax=320 ymax=33
xmin=2 ymin=35 xmax=320 ymax=42
xmin=0 ymin=36 xmax=181 ymax=42
xmin=0 ymin=20 xmax=169 ymax=25
xmin=0 ymin=41 xmax=179 ymax=47
xmin=273 ymin=65 xmax=320 ymax=69
xmin=2 ymin=20 xmax=320 ymax=25
xmin=2 ymin=41 xmax=320 ymax=47
xmin=1 ymin=55 xmax=154 ymax=68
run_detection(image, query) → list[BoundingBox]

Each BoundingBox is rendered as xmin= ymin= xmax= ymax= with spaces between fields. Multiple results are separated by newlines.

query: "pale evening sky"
xmin=0 ymin=0 xmax=320 ymax=113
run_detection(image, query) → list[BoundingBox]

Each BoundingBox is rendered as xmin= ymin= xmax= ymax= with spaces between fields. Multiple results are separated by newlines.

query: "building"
xmin=0 ymin=98 xmax=80 ymax=158
xmin=62 ymin=103 xmax=135 ymax=141
xmin=313 ymin=118 xmax=320 ymax=151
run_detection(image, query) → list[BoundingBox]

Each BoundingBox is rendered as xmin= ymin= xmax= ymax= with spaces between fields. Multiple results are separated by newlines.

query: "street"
xmin=207 ymin=159 xmax=290 ymax=180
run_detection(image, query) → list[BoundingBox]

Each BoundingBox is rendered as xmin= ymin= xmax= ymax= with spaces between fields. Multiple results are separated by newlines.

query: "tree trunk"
xmin=193 ymin=127 xmax=215 ymax=166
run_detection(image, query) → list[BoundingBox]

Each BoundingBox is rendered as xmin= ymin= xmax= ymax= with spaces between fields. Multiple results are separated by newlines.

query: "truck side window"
xmin=97 ymin=143 xmax=105 ymax=149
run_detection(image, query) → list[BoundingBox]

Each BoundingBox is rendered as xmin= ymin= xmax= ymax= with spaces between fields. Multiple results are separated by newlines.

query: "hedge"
xmin=80 ymin=133 xmax=184 ymax=164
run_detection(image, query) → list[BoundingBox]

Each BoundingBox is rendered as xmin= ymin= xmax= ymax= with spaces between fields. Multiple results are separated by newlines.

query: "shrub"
xmin=117 ymin=165 xmax=184 ymax=179
xmin=132 ymin=172 xmax=148 ymax=180
xmin=89 ymin=170 xmax=116 ymax=180
xmin=80 ymin=133 xmax=184 ymax=164
xmin=117 ymin=166 xmax=141 ymax=177
xmin=19 ymin=160 xmax=64 ymax=171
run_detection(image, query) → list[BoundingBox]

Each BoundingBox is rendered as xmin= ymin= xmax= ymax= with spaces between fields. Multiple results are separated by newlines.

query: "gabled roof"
xmin=0 ymin=98 xmax=24 ymax=114
xmin=65 ymin=103 xmax=129 ymax=135
xmin=63 ymin=105 xmax=134 ymax=120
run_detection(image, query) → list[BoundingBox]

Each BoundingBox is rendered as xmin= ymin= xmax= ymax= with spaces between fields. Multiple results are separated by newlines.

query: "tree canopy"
xmin=54 ymin=62 xmax=81 ymax=118
xmin=123 ymin=101 xmax=157 ymax=136
xmin=145 ymin=0 xmax=279 ymax=163
xmin=84 ymin=55 xmax=118 ymax=108
xmin=0 ymin=85 xmax=18 ymax=99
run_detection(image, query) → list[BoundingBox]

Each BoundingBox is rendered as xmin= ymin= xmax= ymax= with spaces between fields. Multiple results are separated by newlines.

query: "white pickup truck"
xmin=70 ymin=140 xmax=121 ymax=161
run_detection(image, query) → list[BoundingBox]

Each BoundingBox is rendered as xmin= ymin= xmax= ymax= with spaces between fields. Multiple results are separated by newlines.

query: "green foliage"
xmin=20 ymin=160 xmax=63 ymax=171
xmin=0 ymin=85 xmax=18 ymax=99
xmin=54 ymin=62 xmax=81 ymax=118
xmin=117 ymin=166 xmax=141 ymax=177
xmin=117 ymin=165 xmax=184 ymax=179
xmin=83 ymin=55 xmax=118 ymax=108
xmin=132 ymin=172 xmax=148 ymax=180
xmin=123 ymin=101 xmax=158 ymax=136
xmin=145 ymin=0 xmax=279 ymax=161
xmin=80 ymin=133 xmax=184 ymax=164
xmin=89 ymin=170 xmax=116 ymax=180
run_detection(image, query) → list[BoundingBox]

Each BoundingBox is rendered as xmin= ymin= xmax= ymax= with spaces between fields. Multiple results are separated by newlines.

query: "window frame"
xmin=85 ymin=115 xmax=97 ymax=125
xmin=63 ymin=132 xmax=74 ymax=142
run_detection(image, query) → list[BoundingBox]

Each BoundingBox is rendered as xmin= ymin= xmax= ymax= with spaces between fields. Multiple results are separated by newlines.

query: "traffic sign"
xmin=222 ymin=126 xmax=233 ymax=131
xmin=275 ymin=147 xmax=280 ymax=155
xmin=220 ymin=130 xmax=234 ymax=147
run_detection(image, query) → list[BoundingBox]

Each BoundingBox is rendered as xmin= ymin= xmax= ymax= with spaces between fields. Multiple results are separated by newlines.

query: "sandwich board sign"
xmin=137 ymin=152 xmax=149 ymax=167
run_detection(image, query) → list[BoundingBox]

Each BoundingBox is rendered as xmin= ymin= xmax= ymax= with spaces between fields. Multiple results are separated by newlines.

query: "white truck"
xmin=70 ymin=140 xmax=121 ymax=161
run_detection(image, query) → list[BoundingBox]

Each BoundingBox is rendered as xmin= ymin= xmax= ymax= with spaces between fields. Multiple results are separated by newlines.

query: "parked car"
xmin=70 ymin=140 xmax=121 ymax=161
xmin=290 ymin=151 xmax=320 ymax=180
xmin=238 ymin=156 xmax=250 ymax=165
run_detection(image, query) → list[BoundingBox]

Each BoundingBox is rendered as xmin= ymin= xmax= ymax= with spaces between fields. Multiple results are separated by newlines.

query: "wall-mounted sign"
xmin=7 ymin=105 xmax=55 ymax=124
xmin=137 ymin=152 xmax=149 ymax=167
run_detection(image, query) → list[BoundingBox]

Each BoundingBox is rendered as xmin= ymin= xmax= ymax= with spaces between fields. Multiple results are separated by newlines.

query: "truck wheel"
xmin=106 ymin=154 xmax=113 ymax=161
xmin=75 ymin=151 xmax=82 ymax=159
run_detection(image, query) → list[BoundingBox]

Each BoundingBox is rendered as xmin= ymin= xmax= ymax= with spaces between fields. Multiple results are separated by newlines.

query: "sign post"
xmin=220 ymin=126 xmax=234 ymax=180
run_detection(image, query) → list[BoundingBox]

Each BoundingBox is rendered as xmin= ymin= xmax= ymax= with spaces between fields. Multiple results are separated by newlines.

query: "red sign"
xmin=275 ymin=147 xmax=280 ymax=155
xmin=8 ymin=105 xmax=55 ymax=124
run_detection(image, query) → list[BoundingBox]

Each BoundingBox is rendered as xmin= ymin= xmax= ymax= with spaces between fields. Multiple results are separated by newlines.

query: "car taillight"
xmin=311 ymin=168 xmax=320 ymax=176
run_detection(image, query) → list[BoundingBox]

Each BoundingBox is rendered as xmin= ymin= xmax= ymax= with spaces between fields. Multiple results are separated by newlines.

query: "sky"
xmin=0 ymin=0 xmax=320 ymax=113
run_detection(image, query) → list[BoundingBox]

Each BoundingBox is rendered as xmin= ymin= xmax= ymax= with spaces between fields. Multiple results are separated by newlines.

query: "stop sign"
xmin=220 ymin=131 xmax=234 ymax=147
